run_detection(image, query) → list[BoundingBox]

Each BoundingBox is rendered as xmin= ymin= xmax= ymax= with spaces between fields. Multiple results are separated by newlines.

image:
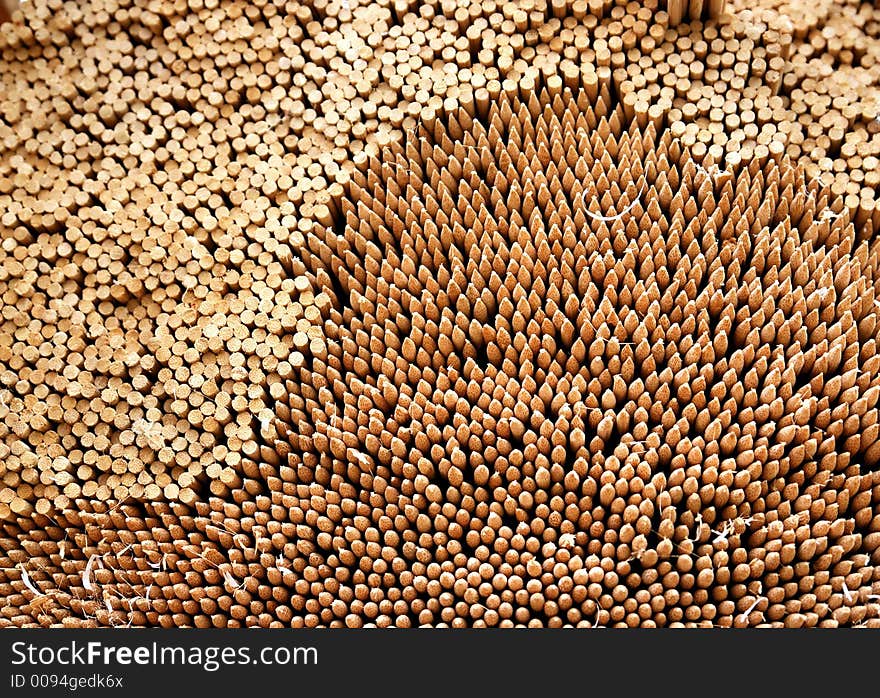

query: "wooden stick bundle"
xmin=271 ymin=84 xmax=880 ymax=627
xmin=1 ymin=0 xmax=880 ymax=628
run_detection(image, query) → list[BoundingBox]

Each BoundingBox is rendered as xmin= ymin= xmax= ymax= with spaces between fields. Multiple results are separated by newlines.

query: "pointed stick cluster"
xmin=272 ymin=85 xmax=880 ymax=627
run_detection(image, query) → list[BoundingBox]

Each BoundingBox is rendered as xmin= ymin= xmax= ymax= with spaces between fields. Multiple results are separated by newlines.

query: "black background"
xmin=0 ymin=629 xmax=864 ymax=696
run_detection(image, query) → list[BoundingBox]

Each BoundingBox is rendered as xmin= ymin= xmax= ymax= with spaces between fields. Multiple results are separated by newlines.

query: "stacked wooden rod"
xmin=667 ymin=0 xmax=725 ymax=26
xmin=0 ymin=0 xmax=879 ymax=627
xmin=0 ymin=1 xmax=14 ymax=25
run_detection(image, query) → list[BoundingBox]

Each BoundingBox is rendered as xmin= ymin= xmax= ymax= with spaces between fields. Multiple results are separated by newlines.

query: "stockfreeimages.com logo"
xmin=11 ymin=641 xmax=317 ymax=673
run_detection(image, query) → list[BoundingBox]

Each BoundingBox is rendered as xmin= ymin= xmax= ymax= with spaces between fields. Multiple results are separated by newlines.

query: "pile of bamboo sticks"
xmin=1 ymin=0 xmax=880 ymax=627
xmin=271 ymin=84 xmax=880 ymax=627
